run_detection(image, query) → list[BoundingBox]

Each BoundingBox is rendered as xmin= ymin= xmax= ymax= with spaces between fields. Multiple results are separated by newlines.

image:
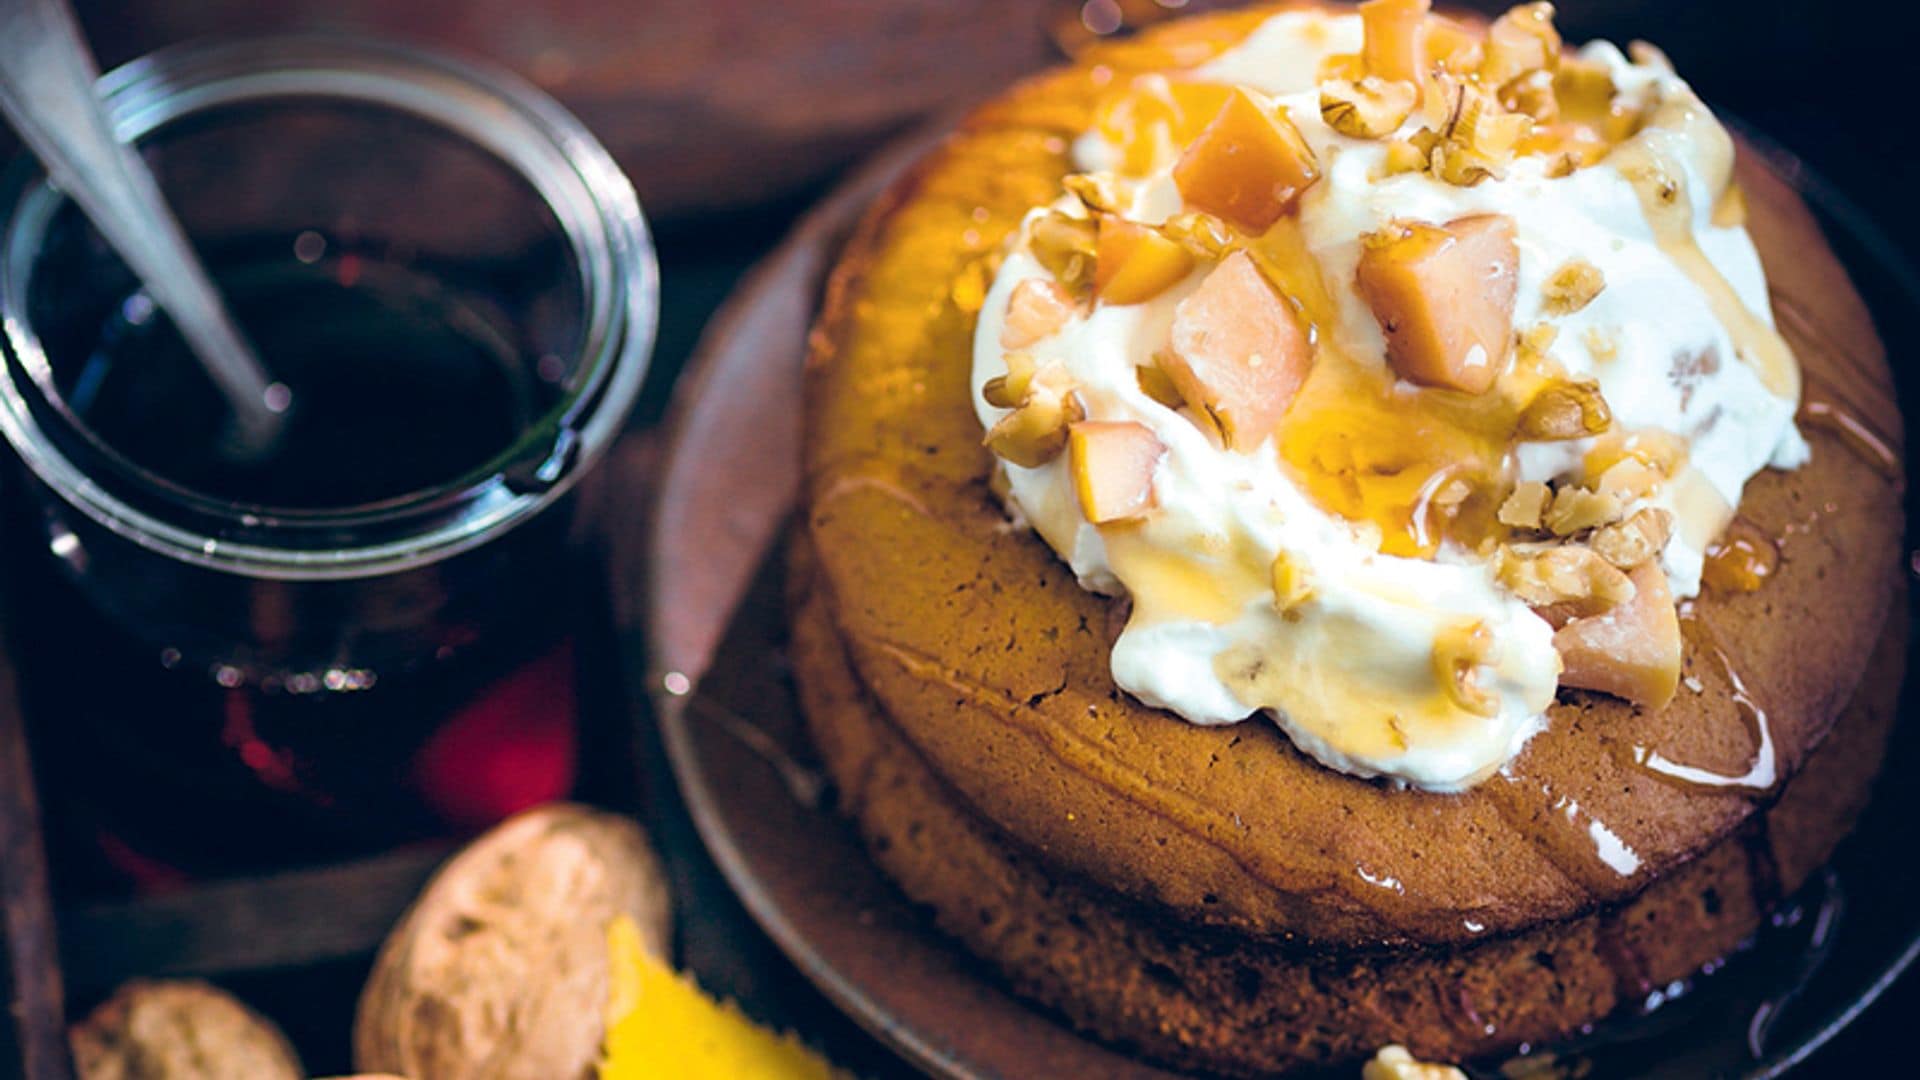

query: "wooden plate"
xmin=640 ymin=120 xmax=1920 ymax=1078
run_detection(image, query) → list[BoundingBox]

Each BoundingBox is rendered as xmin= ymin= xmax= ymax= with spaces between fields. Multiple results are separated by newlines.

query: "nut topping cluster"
xmin=970 ymin=1 xmax=1737 ymax=716
xmin=1334 ymin=0 xmax=1642 ymax=186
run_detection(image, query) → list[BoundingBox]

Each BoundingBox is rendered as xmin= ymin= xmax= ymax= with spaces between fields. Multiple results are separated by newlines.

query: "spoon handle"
xmin=0 ymin=0 xmax=284 ymax=455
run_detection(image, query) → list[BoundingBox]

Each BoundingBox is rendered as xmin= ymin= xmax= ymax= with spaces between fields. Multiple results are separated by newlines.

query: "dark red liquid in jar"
xmin=6 ymin=228 xmax=592 ymax=891
xmin=40 ymin=234 xmax=560 ymax=508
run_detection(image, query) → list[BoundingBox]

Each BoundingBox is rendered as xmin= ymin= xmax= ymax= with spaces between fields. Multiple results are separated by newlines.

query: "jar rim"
xmin=0 ymin=34 xmax=657 ymax=581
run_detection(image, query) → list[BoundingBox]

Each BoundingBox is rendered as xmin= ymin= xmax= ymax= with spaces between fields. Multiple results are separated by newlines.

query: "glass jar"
xmin=0 ymin=35 xmax=656 ymax=882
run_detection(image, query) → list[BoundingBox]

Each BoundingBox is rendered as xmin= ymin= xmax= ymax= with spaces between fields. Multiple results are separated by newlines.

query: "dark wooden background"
xmin=3 ymin=1 xmax=1911 ymax=1076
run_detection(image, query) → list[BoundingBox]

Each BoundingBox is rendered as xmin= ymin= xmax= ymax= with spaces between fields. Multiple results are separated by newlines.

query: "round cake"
xmin=793 ymin=2 xmax=1905 ymax=1073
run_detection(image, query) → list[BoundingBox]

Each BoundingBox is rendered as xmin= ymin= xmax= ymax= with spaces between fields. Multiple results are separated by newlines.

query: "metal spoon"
xmin=0 ymin=0 xmax=288 ymax=458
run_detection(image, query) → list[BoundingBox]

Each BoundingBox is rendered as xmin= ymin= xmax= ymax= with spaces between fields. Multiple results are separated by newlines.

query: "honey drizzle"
xmin=1701 ymin=518 xmax=1779 ymax=594
xmin=1799 ymin=397 xmax=1902 ymax=481
xmin=1614 ymin=114 xmax=1801 ymax=405
xmin=1484 ymin=772 xmax=1643 ymax=900
xmin=1629 ymin=607 xmax=1778 ymax=794
xmin=1772 ymin=292 xmax=1902 ymax=481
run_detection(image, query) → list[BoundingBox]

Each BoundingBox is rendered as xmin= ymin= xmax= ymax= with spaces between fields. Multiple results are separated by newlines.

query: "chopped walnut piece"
xmin=1518 ymin=380 xmax=1612 ymax=441
xmin=1587 ymin=429 xmax=1687 ymax=489
xmin=983 ymin=370 xmax=1084 ymax=468
xmin=1481 ymin=3 xmax=1562 ymax=89
xmin=1159 ymin=211 xmax=1234 ymax=258
xmin=1497 ymin=481 xmax=1552 ymax=528
xmin=1355 ymin=214 xmax=1518 ymax=394
xmin=1543 ymin=258 xmax=1606 ymax=315
xmin=1542 ymin=264 xmax=1605 ymax=320
xmin=1427 ymin=84 xmax=1532 ymax=186
xmin=1383 ymin=138 xmax=1429 ymax=176
xmin=981 ymin=351 xmax=1036 ymax=408
xmin=1364 ymin=1045 xmax=1468 ymax=1080
xmin=1544 ymin=484 xmax=1624 ymax=535
xmin=1582 ymin=325 xmax=1620 ymax=364
xmin=1554 ymin=560 xmax=1682 ymax=708
xmin=1428 ymin=143 xmax=1492 ymax=187
xmin=1063 ymin=172 xmax=1126 ymax=215
xmin=1590 ymin=507 xmax=1674 ymax=569
xmin=1321 ymin=77 xmax=1419 ymax=139
xmin=1516 ymin=322 xmax=1559 ymax=364
xmin=1541 ymin=149 xmax=1583 ymax=179
xmin=1417 ymin=77 xmax=1461 ymax=139
xmin=1270 ymin=550 xmax=1315 ymax=614
xmin=1069 ymin=420 xmax=1166 ymax=523
xmin=1497 ymin=543 xmax=1636 ymax=621
xmin=1432 ymin=619 xmax=1499 ymax=717
xmin=1028 ymin=212 xmax=1096 ymax=293
xmin=1424 ymin=17 xmax=1485 ymax=75
xmin=1173 ymin=89 xmax=1320 ymax=234
xmin=999 ymin=278 xmax=1078 ymax=349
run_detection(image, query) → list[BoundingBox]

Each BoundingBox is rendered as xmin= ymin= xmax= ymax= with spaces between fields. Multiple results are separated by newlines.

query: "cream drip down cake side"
xmin=794 ymin=0 xmax=1904 ymax=1073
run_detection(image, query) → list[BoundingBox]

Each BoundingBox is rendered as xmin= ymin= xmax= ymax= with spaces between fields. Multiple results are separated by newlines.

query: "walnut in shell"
xmin=354 ymin=802 xmax=672 ymax=1080
xmin=70 ymin=979 xmax=302 ymax=1080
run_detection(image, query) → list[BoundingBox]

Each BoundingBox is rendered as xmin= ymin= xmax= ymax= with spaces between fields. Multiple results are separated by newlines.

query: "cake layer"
xmin=799 ymin=2 xmax=1903 ymax=949
xmin=790 ymin=539 xmax=1902 ymax=1074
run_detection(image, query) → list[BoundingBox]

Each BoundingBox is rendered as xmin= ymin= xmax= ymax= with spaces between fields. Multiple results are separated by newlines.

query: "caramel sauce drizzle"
xmin=1629 ymin=607 xmax=1778 ymax=794
xmin=1483 ymin=771 xmax=1643 ymax=900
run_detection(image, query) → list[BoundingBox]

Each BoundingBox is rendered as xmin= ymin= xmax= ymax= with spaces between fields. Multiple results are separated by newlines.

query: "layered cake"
xmin=793 ymin=1 xmax=1906 ymax=1072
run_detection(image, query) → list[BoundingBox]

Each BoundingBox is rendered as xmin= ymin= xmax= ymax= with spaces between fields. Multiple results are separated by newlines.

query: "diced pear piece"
xmin=1172 ymin=90 xmax=1320 ymax=235
xmin=1360 ymin=0 xmax=1432 ymax=84
xmin=1166 ymin=251 xmax=1313 ymax=449
xmin=1069 ymin=420 xmax=1167 ymax=523
xmin=1028 ymin=212 xmax=1098 ymax=292
xmin=1355 ymin=213 xmax=1518 ymax=394
xmin=1554 ymin=561 xmax=1682 ymax=709
xmin=999 ymin=277 xmax=1078 ymax=349
xmin=1095 ymin=218 xmax=1197 ymax=306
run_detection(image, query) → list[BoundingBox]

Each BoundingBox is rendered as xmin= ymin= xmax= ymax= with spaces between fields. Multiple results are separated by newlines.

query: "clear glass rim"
xmin=0 ymin=33 xmax=658 ymax=581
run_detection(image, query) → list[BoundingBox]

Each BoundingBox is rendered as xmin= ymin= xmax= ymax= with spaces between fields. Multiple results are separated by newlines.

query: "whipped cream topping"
xmin=972 ymin=9 xmax=1804 ymax=790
